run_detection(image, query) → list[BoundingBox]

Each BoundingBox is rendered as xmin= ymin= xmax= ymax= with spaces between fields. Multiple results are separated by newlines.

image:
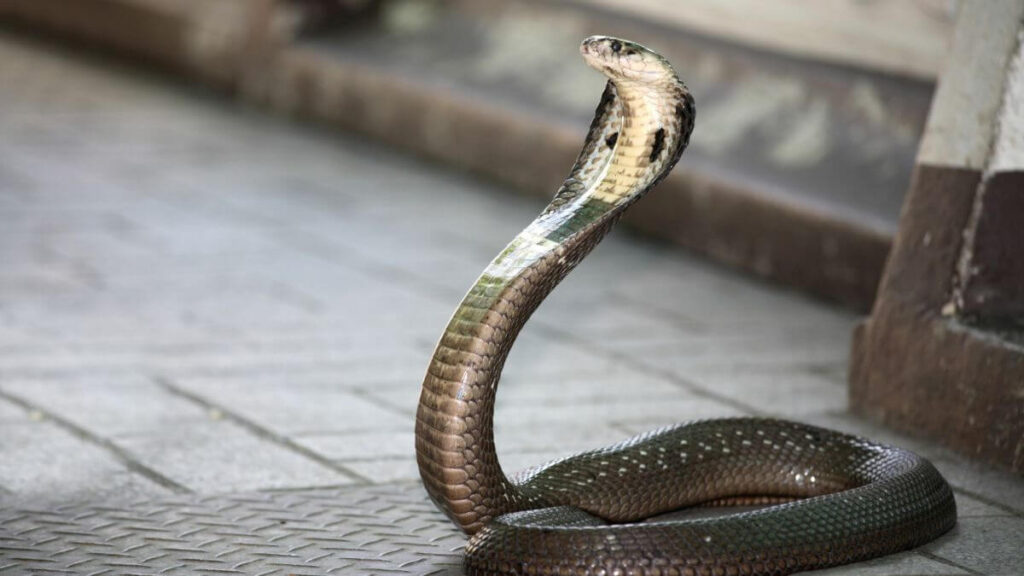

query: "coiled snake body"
xmin=415 ymin=36 xmax=956 ymax=576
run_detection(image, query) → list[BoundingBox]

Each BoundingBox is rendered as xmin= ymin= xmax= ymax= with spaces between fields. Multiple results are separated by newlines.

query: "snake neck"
xmin=416 ymin=78 xmax=694 ymax=534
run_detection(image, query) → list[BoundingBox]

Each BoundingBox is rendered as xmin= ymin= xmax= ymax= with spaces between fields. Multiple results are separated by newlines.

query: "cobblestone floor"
xmin=0 ymin=31 xmax=1021 ymax=575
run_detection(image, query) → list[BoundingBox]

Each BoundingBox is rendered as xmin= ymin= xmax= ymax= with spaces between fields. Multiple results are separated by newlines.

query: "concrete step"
xmin=0 ymin=0 xmax=262 ymax=86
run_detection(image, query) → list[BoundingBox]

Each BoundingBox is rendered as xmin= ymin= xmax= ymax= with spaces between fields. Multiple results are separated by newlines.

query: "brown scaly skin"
xmin=415 ymin=36 xmax=956 ymax=576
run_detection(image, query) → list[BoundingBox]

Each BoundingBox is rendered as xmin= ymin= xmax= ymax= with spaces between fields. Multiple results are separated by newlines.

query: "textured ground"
xmin=0 ymin=30 xmax=1021 ymax=575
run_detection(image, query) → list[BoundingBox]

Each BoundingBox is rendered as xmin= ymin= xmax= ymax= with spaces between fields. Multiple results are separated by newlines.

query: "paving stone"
xmin=681 ymin=367 xmax=848 ymax=417
xmin=501 ymin=331 xmax=627 ymax=377
xmin=0 ymin=206 xmax=133 ymax=240
xmin=499 ymin=393 xmax=742 ymax=427
xmin=0 ymin=398 xmax=30 ymax=422
xmin=169 ymin=377 xmax=409 ymax=436
xmin=547 ymin=236 xmax=679 ymax=299
xmin=116 ymin=423 xmax=355 ymax=492
xmin=0 ymin=337 xmax=431 ymax=382
xmin=342 ymin=458 xmax=422 ymax=484
xmin=495 ymin=421 xmax=644 ymax=456
xmin=930 ymin=456 xmax=1024 ymax=516
xmin=808 ymin=552 xmax=969 ymax=575
xmin=923 ymin=516 xmax=1024 ymax=575
xmin=296 ymin=429 xmax=414 ymax=461
xmin=170 ymin=165 xmax=368 ymax=227
xmin=532 ymin=291 xmax=703 ymax=344
xmin=0 ymin=233 xmax=88 ymax=292
xmin=0 ymin=420 xmax=170 ymax=506
xmin=168 ymin=353 xmax=429 ymax=385
xmin=955 ymin=492 xmax=1016 ymax=518
xmin=2 ymin=376 xmax=210 ymax=437
xmin=2 ymin=151 xmax=180 ymax=214
xmin=0 ymin=324 xmax=48 ymax=354
xmin=567 ymin=395 xmax=746 ymax=433
xmin=620 ymin=332 xmax=850 ymax=374
xmin=608 ymin=259 xmax=860 ymax=335
xmin=230 ymin=332 xmax=427 ymax=365
xmin=496 ymin=370 xmax=685 ymax=406
xmin=294 ymin=215 xmax=490 ymax=294
xmin=45 ymin=222 xmax=292 ymax=281
xmin=1 ymin=293 xmax=218 ymax=349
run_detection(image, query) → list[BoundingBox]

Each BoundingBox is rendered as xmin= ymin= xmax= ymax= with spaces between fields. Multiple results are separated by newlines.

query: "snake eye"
xmin=610 ymin=40 xmax=622 ymax=53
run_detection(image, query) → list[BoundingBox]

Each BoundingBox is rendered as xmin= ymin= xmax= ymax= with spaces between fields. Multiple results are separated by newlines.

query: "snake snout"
xmin=578 ymin=36 xmax=603 ymax=63
xmin=579 ymin=35 xmax=615 ymax=62
xmin=580 ymin=36 xmax=676 ymax=85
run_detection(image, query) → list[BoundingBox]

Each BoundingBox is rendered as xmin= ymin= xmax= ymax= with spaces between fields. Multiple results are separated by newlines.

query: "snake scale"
xmin=415 ymin=36 xmax=956 ymax=576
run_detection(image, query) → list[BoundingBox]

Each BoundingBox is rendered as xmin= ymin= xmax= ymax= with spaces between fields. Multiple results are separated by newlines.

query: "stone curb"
xmin=0 ymin=0 xmax=263 ymax=88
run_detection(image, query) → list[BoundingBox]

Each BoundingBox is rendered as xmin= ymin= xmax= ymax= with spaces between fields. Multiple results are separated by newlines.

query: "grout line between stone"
xmin=334 ymin=455 xmax=409 ymax=463
xmin=951 ymin=486 xmax=1024 ymax=519
xmin=251 ymin=478 xmax=427 ymax=496
xmin=612 ymin=291 xmax=710 ymax=335
xmin=0 ymin=388 xmax=192 ymax=494
xmin=347 ymin=386 xmax=415 ymax=420
xmin=918 ymin=550 xmax=987 ymax=576
xmin=281 ymin=228 xmax=461 ymax=302
xmin=291 ymin=425 xmax=411 ymax=438
xmin=255 ymin=482 xmax=382 ymax=494
xmin=155 ymin=376 xmax=374 ymax=486
xmin=533 ymin=323 xmax=766 ymax=417
xmin=608 ymin=422 xmax=643 ymax=439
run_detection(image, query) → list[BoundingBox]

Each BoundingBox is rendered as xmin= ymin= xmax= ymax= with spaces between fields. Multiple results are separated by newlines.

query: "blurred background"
xmin=2 ymin=2 xmax=1023 ymax=575
xmin=0 ymin=0 xmax=960 ymax=310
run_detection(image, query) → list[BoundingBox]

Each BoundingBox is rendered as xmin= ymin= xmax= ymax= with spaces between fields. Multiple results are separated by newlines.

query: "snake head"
xmin=580 ymin=36 xmax=676 ymax=84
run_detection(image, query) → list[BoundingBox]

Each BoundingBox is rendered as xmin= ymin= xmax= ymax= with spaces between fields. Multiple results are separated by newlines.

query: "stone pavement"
xmin=0 ymin=30 xmax=1021 ymax=576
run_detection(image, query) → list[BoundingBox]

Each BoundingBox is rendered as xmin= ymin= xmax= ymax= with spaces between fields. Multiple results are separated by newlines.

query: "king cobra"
xmin=415 ymin=36 xmax=956 ymax=576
